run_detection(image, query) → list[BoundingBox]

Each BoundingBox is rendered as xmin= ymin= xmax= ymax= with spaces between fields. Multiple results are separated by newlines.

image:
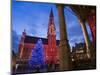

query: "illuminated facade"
xmin=18 ymin=10 xmax=60 ymax=69
xmin=71 ymin=43 xmax=86 ymax=61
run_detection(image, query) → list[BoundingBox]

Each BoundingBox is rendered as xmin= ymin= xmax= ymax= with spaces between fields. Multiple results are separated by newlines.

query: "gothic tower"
xmin=19 ymin=29 xmax=26 ymax=59
xmin=47 ymin=9 xmax=57 ymax=65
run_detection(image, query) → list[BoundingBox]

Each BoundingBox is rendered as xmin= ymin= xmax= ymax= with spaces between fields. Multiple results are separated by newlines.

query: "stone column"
xmin=57 ymin=4 xmax=72 ymax=71
xmin=78 ymin=18 xmax=91 ymax=59
xmin=69 ymin=6 xmax=92 ymax=59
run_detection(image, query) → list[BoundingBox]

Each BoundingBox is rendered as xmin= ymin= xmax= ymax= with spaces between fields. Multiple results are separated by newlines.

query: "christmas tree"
xmin=28 ymin=39 xmax=46 ymax=72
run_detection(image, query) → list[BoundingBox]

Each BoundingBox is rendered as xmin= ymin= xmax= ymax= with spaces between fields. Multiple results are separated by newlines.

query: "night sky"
xmin=12 ymin=0 xmax=92 ymax=53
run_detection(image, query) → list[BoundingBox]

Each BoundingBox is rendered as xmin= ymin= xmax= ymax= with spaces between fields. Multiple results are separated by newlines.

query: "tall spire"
xmin=49 ymin=9 xmax=54 ymax=25
xmin=50 ymin=9 xmax=54 ymax=18
xmin=47 ymin=8 xmax=57 ymax=67
xmin=47 ymin=9 xmax=56 ymax=36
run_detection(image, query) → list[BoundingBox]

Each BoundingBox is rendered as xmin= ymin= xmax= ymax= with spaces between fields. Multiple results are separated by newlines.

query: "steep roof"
xmin=24 ymin=35 xmax=60 ymax=45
